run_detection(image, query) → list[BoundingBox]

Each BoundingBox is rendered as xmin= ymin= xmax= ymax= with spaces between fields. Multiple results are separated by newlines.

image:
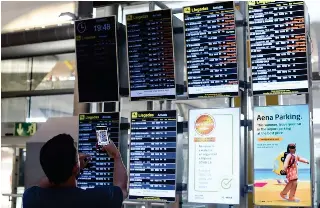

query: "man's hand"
xmin=79 ymin=153 xmax=91 ymax=169
xmin=101 ymin=141 xmax=121 ymax=159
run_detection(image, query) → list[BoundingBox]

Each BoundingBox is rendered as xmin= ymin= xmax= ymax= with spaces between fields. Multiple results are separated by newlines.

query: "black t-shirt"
xmin=23 ymin=186 xmax=123 ymax=208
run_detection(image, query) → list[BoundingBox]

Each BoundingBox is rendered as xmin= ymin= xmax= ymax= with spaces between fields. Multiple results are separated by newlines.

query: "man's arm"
xmin=113 ymin=154 xmax=128 ymax=198
xmin=102 ymin=141 xmax=128 ymax=199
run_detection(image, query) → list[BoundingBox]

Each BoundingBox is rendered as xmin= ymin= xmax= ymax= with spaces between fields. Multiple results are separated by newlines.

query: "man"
xmin=23 ymin=134 xmax=128 ymax=208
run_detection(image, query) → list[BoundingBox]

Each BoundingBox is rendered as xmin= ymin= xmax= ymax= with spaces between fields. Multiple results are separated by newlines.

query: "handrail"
xmin=2 ymin=193 xmax=23 ymax=198
xmin=2 ymin=193 xmax=166 ymax=206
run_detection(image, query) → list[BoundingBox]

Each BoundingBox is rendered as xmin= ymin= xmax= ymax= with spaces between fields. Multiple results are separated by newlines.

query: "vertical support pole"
xmin=145 ymin=202 xmax=152 ymax=208
xmin=96 ymin=103 xmax=103 ymax=112
xmin=11 ymin=148 xmax=19 ymax=208
xmin=159 ymin=101 xmax=164 ymax=110
xmin=147 ymin=2 xmax=155 ymax=112
xmin=147 ymin=101 xmax=154 ymax=111
xmin=77 ymin=1 xmax=93 ymax=19
xmin=149 ymin=1 xmax=155 ymax=11
xmin=306 ymin=12 xmax=315 ymax=205
xmin=238 ymin=1 xmax=250 ymax=208
xmin=166 ymin=100 xmax=172 ymax=110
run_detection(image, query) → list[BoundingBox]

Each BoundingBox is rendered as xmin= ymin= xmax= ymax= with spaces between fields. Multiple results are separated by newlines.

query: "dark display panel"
xmin=184 ymin=2 xmax=238 ymax=99
xmin=75 ymin=17 xmax=119 ymax=102
xmin=129 ymin=110 xmax=177 ymax=202
xmin=249 ymin=1 xmax=309 ymax=95
xmin=126 ymin=10 xmax=176 ymax=101
xmin=77 ymin=113 xmax=120 ymax=189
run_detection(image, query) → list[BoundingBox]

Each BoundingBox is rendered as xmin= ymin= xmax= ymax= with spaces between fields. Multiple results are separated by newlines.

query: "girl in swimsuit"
xmin=280 ymin=143 xmax=309 ymax=202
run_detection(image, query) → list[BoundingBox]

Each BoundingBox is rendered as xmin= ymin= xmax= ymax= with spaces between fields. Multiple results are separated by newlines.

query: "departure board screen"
xmin=249 ymin=1 xmax=309 ymax=95
xmin=75 ymin=17 xmax=119 ymax=102
xmin=77 ymin=113 xmax=120 ymax=189
xmin=129 ymin=110 xmax=177 ymax=202
xmin=184 ymin=2 xmax=238 ymax=99
xmin=126 ymin=10 xmax=176 ymax=101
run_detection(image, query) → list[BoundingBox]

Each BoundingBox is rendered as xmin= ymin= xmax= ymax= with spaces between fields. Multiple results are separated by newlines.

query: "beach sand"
xmin=254 ymin=179 xmax=312 ymax=207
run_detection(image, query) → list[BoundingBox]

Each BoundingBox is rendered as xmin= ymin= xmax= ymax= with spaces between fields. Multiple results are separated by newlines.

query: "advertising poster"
xmin=188 ymin=108 xmax=240 ymax=204
xmin=254 ymin=105 xmax=312 ymax=207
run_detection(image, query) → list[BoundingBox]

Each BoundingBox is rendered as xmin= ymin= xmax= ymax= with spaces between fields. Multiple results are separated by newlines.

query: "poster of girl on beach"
xmin=253 ymin=105 xmax=312 ymax=207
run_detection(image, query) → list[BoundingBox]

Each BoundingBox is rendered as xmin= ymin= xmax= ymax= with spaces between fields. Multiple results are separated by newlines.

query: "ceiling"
xmin=1 ymin=1 xmax=75 ymax=32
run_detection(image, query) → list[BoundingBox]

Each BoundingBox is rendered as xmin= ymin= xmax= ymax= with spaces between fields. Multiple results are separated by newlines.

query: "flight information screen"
xmin=184 ymin=2 xmax=238 ymax=99
xmin=75 ymin=17 xmax=119 ymax=102
xmin=77 ymin=113 xmax=120 ymax=189
xmin=126 ymin=10 xmax=176 ymax=101
xmin=129 ymin=110 xmax=177 ymax=202
xmin=249 ymin=1 xmax=309 ymax=95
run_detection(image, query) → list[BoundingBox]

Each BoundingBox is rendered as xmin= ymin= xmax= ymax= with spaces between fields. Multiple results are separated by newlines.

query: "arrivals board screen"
xmin=129 ymin=110 xmax=177 ymax=202
xmin=184 ymin=2 xmax=238 ymax=99
xmin=75 ymin=17 xmax=119 ymax=102
xmin=126 ymin=10 xmax=176 ymax=101
xmin=77 ymin=113 xmax=120 ymax=189
xmin=249 ymin=1 xmax=309 ymax=95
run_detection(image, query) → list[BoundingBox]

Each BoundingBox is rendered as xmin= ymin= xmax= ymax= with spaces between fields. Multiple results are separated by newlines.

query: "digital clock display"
xmin=75 ymin=16 xmax=120 ymax=102
xmin=94 ymin=24 xmax=111 ymax=32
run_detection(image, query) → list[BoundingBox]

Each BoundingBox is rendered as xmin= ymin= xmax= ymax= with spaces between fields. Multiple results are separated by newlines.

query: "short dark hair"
xmin=40 ymin=134 xmax=77 ymax=184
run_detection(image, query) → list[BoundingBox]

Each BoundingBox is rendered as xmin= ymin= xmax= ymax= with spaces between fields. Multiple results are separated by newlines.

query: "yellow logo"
xmin=184 ymin=7 xmax=191 ymax=14
xmin=127 ymin=15 xmax=133 ymax=21
xmin=195 ymin=114 xmax=215 ymax=135
xmin=79 ymin=115 xmax=85 ymax=120
xmin=132 ymin=112 xmax=138 ymax=118
xmin=76 ymin=35 xmax=81 ymax=41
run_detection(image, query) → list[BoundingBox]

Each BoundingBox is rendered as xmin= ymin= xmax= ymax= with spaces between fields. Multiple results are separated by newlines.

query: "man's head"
xmin=40 ymin=134 xmax=80 ymax=185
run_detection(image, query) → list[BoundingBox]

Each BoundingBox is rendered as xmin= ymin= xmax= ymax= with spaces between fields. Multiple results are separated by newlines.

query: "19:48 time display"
xmin=94 ymin=23 xmax=111 ymax=32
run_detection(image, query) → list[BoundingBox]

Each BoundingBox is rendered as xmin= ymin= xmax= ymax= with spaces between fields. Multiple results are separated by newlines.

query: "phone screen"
xmin=96 ymin=126 xmax=110 ymax=146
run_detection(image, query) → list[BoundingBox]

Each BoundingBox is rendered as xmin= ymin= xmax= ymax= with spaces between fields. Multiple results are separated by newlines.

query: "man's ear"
xmin=72 ymin=162 xmax=80 ymax=175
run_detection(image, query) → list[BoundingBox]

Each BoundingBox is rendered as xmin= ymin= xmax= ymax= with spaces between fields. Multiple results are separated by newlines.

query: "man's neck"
xmin=53 ymin=177 xmax=77 ymax=188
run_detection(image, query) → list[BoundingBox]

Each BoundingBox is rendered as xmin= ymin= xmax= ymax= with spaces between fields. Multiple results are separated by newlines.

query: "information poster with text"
xmin=254 ymin=105 xmax=311 ymax=207
xmin=188 ymin=108 xmax=240 ymax=204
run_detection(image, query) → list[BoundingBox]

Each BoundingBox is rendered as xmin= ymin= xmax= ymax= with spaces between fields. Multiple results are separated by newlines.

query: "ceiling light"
xmin=59 ymin=12 xmax=78 ymax=21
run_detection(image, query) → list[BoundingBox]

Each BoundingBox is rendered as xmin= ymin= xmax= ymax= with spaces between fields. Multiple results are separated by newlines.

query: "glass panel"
xmin=1 ymin=58 xmax=31 ymax=92
xmin=1 ymin=147 xmax=14 ymax=208
xmin=1 ymin=97 xmax=29 ymax=122
xmin=29 ymin=94 xmax=74 ymax=120
xmin=31 ymin=53 xmax=76 ymax=90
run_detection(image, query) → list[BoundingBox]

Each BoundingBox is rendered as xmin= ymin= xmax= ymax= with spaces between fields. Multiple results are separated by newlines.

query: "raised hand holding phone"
xmin=101 ymin=141 xmax=121 ymax=159
xmin=96 ymin=125 xmax=110 ymax=146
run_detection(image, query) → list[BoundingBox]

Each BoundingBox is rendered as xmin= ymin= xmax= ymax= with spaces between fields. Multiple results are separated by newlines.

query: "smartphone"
xmin=96 ymin=126 xmax=110 ymax=146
